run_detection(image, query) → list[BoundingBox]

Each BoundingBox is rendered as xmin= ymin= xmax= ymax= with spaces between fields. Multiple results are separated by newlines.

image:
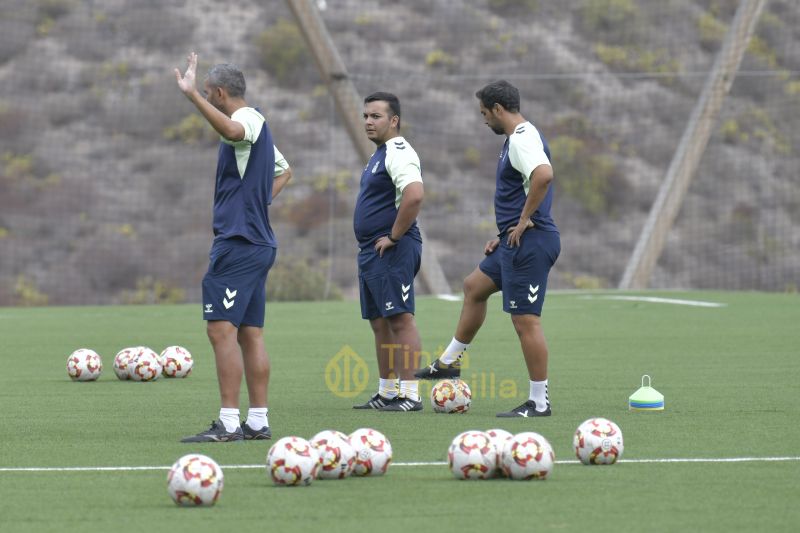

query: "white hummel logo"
xmin=372 ymin=161 xmax=380 ymax=173
xmin=204 ymin=304 xmax=213 ymax=313
xmin=509 ymin=300 xmax=517 ymax=309
xmin=401 ymin=283 xmax=411 ymax=302
xmin=385 ymin=301 xmax=394 ymax=310
xmin=528 ymin=284 xmax=539 ymax=304
xmin=223 ymin=287 xmax=237 ymax=309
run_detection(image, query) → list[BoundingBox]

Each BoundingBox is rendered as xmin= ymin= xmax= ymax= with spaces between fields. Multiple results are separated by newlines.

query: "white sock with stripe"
xmin=439 ymin=337 xmax=468 ymax=365
xmin=529 ymin=380 xmax=549 ymax=411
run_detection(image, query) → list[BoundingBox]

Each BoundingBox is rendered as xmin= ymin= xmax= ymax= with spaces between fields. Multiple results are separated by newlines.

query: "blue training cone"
xmin=629 ymin=374 xmax=664 ymax=411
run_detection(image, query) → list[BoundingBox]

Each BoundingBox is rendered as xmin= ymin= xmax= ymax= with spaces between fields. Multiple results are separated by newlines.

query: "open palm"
xmin=174 ymin=52 xmax=198 ymax=94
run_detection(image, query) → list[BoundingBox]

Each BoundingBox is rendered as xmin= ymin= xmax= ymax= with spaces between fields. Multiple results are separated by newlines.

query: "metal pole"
xmin=618 ymin=0 xmax=767 ymax=289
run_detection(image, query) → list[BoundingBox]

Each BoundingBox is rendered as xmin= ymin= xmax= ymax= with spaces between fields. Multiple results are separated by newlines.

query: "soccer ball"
xmin=500 ymin=432 xmax=555 ymax=480
xmin=167 ymin=454 xmax=223 ymax=506
xmin=430 ymin=379 xmax=472 ymax=413
xmin=574 ymin=418 xmax=624 ymax=465
xmin=485 ymin=428 xmax=513 ymax=476
xmin=267 ymin=436 xmax=321 ymax=486
xmin=112 ymin=347 xmax=138 ymax=380
xmin=448 ymin=430 xmax=497 ymax=480
xmin=160 ymin=346 xmax=193 ymax=378
xmin=348 ymin=428 xmax=392 ymax=476
xmin=66 ymin=349 xmax=102 ymax=381
xmin=127 ymin=347 xmax=162 ymax=382
xmin=310 ymin=430 xmax=355 ymax=479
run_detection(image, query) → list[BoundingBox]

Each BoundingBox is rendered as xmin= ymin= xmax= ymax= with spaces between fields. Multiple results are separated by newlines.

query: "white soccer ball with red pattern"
xmin=430 ymin=379 xmax=472 ymax=413
xmin=267 ymin=436 xmax=321 ymax=486
xmin=448 ymin=430 xmax=497 ymax=480
xmin=113 ymin=347 xmax=138 ymax=380
xmin=127 ymin=347 xmax=162 ymax=381
xmin=348 ymin=428 xmax=392 ymax=476
xmin=160 ymin=346 xmax=194 ymax=378
xmin=500 ymin=432 xmax=555 ymax=480
xmin=310 ymin=430 xmax=355 ymax=479
xmin=485 ymin=428 xmax=513 ymax=476
xmin=574 ymin=417 xmax=624 ymax=465
xmin=167 ymin=454 xmax=223 ymax=506
xmin=66 ymin=349 xmax=103 ymax=381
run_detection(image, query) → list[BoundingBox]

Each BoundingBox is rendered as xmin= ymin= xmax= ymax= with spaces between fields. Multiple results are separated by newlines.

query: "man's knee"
xmin=207 ymin=321 xmax=236 ymax=344
xmin=387 ymin=312 xmax=416 ymax=334
xmin=463 ymin=270 xmax=496 ymax=302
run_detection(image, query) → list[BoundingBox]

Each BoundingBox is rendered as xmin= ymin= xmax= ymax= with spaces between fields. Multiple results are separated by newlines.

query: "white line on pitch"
xmin=578 ymin=295 xmax=726 ymax=307
xmin=2 ymin=456 xmax=799 ymax=473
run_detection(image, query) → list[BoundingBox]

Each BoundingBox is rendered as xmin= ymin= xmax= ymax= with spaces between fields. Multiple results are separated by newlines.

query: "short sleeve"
xmin=226 ymin=107 xmax=265 ymax=145
xmin=508 ymin=126 xmax=551 ymax=187
xmin=385 ymin=138 xmax=423 ymax=192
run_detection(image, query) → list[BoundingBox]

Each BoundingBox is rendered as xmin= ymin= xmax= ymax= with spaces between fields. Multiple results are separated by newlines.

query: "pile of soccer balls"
xmin=447 ymin=417 xmax=624 ymax=481
xmin=65 ymin=345 xmax=193 ymax=382
xmin=167 ymin=427 xmax=392 ymax=506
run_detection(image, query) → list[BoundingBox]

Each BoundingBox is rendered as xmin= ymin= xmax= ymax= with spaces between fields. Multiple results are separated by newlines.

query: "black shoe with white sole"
xmin=353 ymin=393 xmax=395 ymax=410
xmin=495 ymin=400 xmax=551 ymax=418
xmin=379 ymin=395 xmax=423 ymax=412
xmin=413 ymin=358 xmax=461 ymax=380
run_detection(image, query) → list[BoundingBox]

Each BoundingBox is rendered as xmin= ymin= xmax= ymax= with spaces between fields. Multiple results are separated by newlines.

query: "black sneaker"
xmin=413 ymin=358 xmax=461 ymax=380
xmin=241 ymin=422 xmax=271 ymax=440
xmin=353 ymin=393 xmax=395 ymax=410
xmin=379 ymin=395 xmax=423 ymax=412
xmin=496 ymin=400 xmax=551 ymax=418
xmin=180 ymin=419 xmax=244 ymax=442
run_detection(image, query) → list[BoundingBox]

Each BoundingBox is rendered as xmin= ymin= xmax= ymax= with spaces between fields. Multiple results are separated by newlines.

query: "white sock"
xmin=440 ymin=337 xmax=468 ymax=365
xmin=219 ymin=407 xmax=240 ymax=433
xmin=529 ymin=380 xmax=549 ymax=411
xmin=246 ymin=407 xmax=269 ymax=430
xmin=379 ymin=378 xmax=398 ymax=399
xmin=399 ymin=380 xmax=420 ymax=402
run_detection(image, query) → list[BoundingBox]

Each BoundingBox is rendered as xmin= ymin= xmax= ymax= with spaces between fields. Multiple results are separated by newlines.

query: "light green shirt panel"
xmin=385 ymin=136 xmax=423 ymax=208
xmin=508 ymin=122 xmax=551 ymax=195
xmin=274 ymin=146 xmax=288 ymax=176
xmin=221 ymin=107 xmax=265 ymax=179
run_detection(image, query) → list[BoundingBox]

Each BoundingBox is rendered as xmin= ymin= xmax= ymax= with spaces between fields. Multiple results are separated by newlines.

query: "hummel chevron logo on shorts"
xmin=223 ymin=287 xmax=237 ymax=309
xmin=528 ymin=284 xmax=539 ymax=304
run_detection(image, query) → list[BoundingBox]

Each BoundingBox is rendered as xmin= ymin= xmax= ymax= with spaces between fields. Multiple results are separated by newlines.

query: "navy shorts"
xmin=201 ymin=239 xmax=276 ymax=328
xmin=358 ymin=237 xmax=422 ymax=320
xmin=480 ymin=229 xmax=560 ymax=316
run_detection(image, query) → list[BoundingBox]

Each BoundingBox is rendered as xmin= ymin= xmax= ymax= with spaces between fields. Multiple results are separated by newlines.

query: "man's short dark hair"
xmin=206 ymin=63 xmax=246 ymax=98
xmin=364 ymin=91 xmax=401 ymax=130
xmin=475 ymin=80 xmax=520 ymax=113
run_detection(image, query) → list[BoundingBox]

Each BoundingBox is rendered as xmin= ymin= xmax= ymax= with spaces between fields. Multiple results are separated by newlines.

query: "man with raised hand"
xmin=174 ymin=52 xmax=291 ymax=441
xmin=415 ymin=80 xmax=560 ymax=418
xmin=352 ymin=92 xmax=425 ymax=412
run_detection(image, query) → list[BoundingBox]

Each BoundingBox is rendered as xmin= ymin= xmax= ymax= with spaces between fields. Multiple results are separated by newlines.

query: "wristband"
xmin=388 ymin=235 xmax=400 ymax=243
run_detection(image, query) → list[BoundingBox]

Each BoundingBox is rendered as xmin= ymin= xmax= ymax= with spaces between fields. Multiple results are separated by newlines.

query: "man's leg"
xmin=353 ymin=317 xmax=398 ymax=409
xmin=381 ymin=312 xmax=423 ymax=411
xmin=238 ymin=325 xmax=271 ymax=439
xmin=181 ymin=320 xmax=246 ymax=441
xmin=386 ymin=312 xmax=421 ymax=381
xmin=369 ymin=317 xmax=397 ymax=380
xmin=415 ymin=267 xmax=499 ymax=379
xmin=510 ymin=314 xmax=548 ymax=381
xmin=454 ymin=267 xmax=500 ymax=343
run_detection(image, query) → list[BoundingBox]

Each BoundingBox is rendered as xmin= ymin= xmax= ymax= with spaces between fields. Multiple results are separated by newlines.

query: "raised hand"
xmin=174 ymin=52 xmax=198 ymax=95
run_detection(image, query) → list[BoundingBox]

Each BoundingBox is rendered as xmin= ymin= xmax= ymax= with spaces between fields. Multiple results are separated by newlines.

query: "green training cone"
xmin=629 ymin=374 xmax=664 ymax=411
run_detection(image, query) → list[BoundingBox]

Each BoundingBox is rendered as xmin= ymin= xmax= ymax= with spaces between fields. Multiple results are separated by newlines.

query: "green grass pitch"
xmin=1 ymin=291 xmax=798 ymax=532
